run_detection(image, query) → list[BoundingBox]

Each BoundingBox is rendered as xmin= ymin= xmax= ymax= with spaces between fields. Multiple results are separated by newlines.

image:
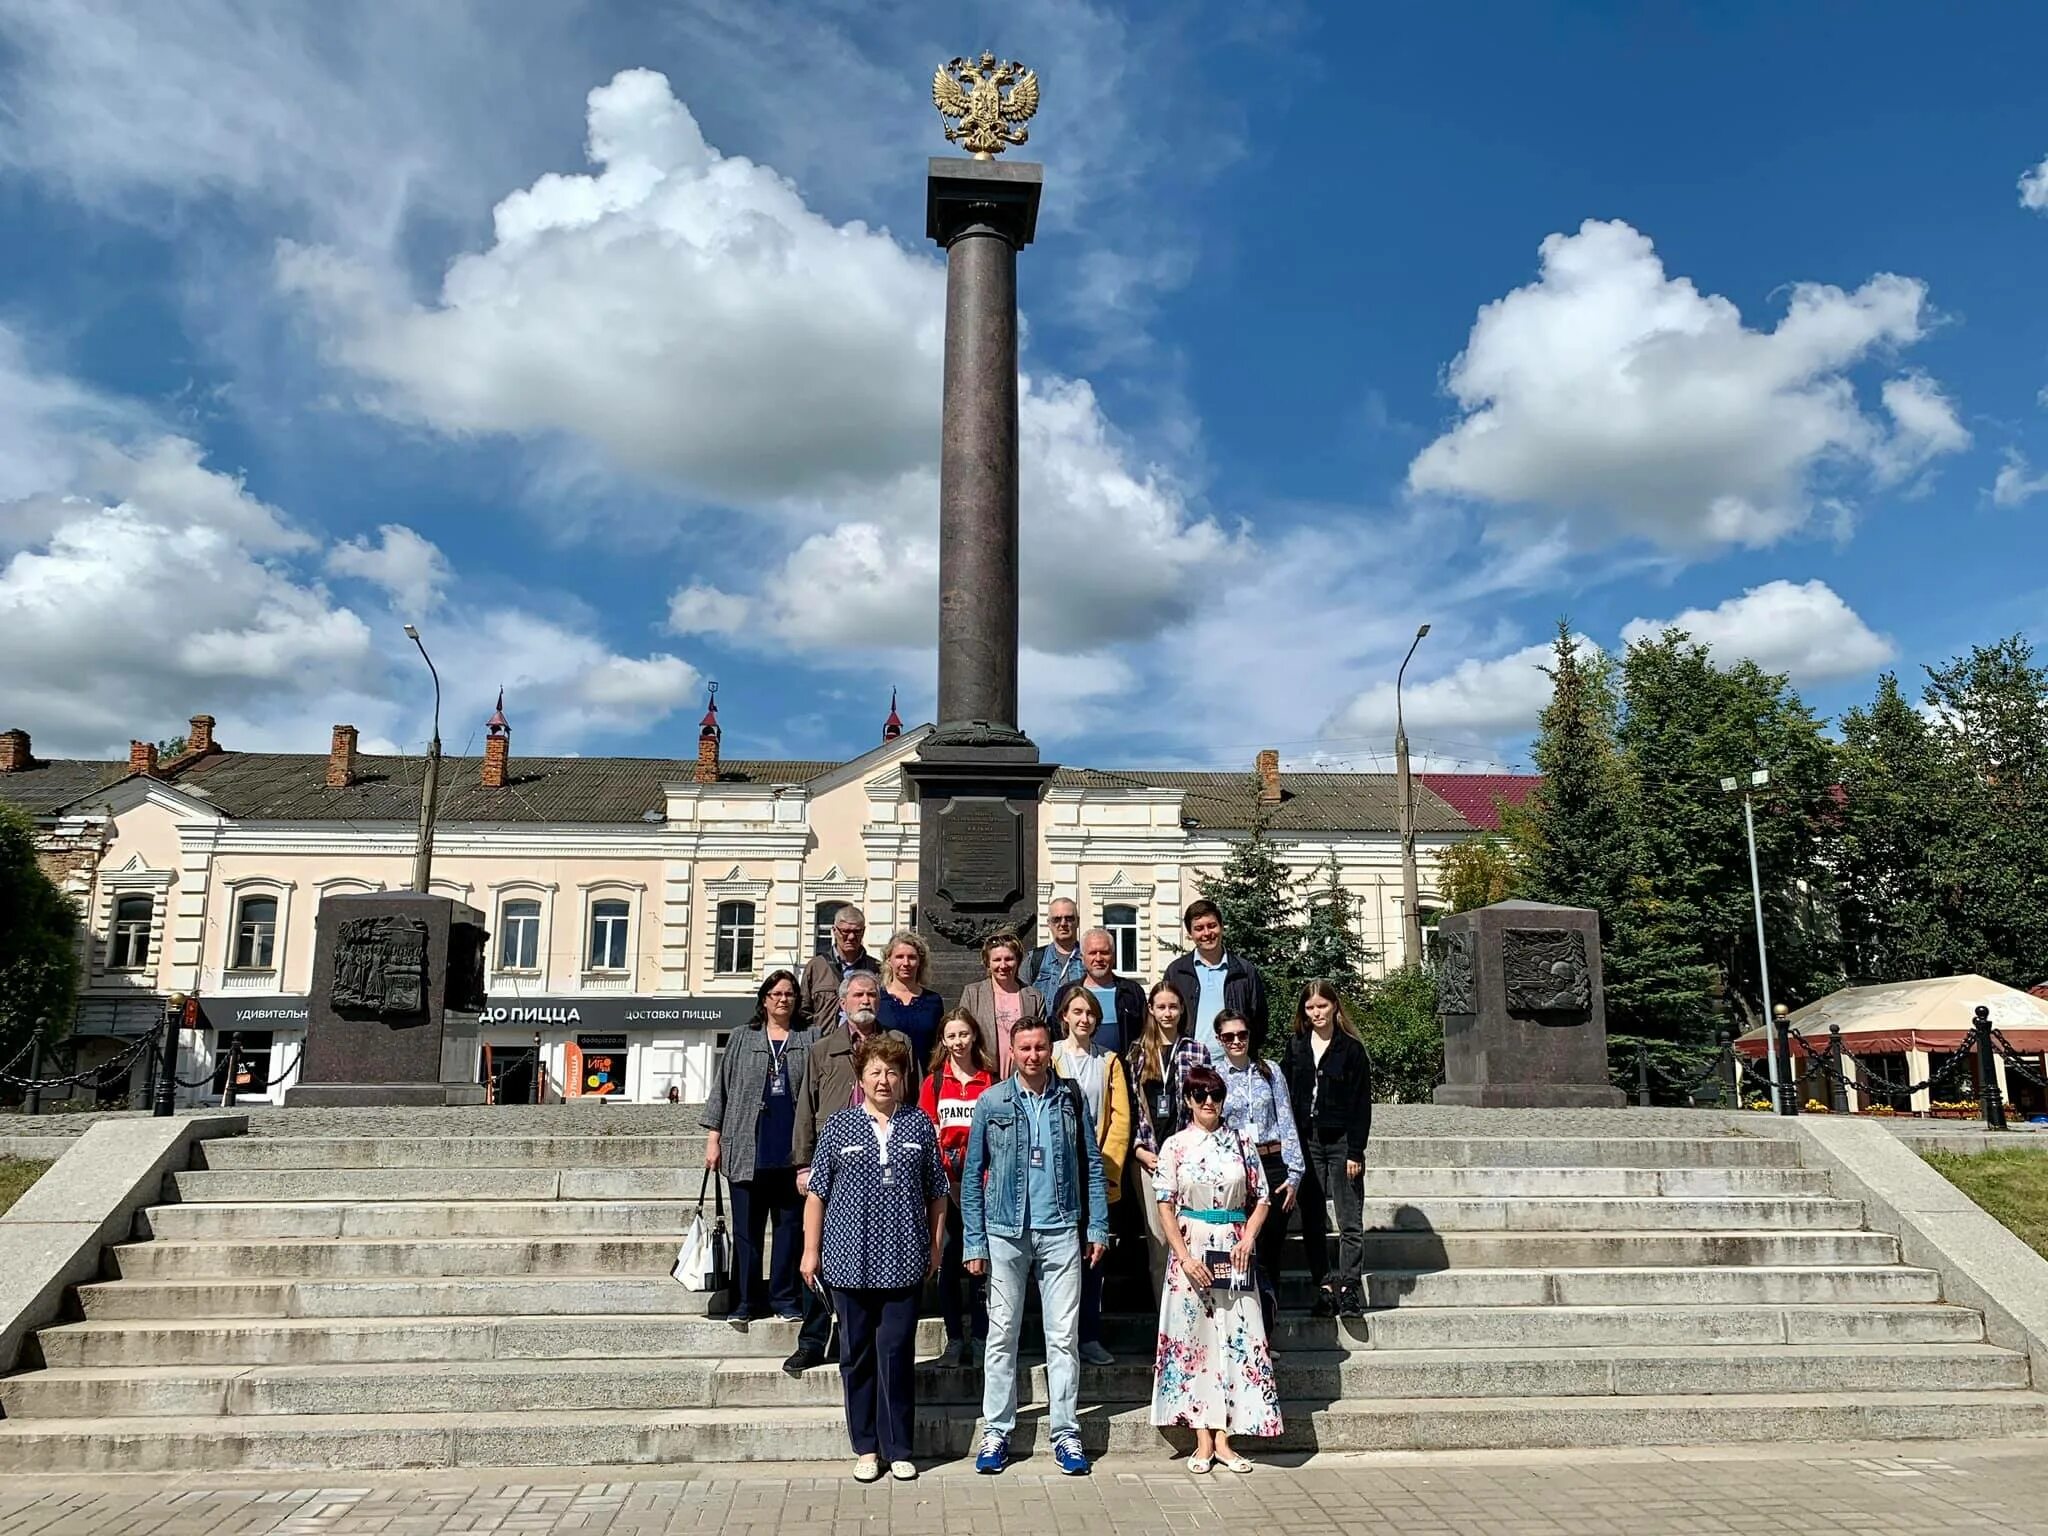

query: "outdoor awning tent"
xmin=1734 ymin=974 xmax=2048 ymax=1059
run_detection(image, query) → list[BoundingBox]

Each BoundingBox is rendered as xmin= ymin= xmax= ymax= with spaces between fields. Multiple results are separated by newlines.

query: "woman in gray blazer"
xmin=702 ymin=970 xmax=816 ymax=1326
xmin=955 ymin=929 xmax=1045 ymax=1073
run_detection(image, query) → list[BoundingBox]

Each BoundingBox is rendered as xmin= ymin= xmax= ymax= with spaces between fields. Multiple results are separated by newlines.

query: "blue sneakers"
xmin=1051 ymin=1430 xmax=1090 ymax=1476
xmin=974 ymin=1429 xmax=1010 ymax=1474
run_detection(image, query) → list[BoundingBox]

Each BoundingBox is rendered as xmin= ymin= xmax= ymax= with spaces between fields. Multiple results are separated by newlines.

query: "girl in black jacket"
xmin=1281 ymin=980 xmax=1374 ymax=1316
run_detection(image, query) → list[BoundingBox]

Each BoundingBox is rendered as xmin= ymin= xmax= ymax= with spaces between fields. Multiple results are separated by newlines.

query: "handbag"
xmin=672 ymin=1166 xmax=731 ymax=1292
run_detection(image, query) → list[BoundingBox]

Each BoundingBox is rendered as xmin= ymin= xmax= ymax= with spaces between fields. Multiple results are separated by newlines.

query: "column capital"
xmin=927 ymin=157 xmax=1042 ymax=249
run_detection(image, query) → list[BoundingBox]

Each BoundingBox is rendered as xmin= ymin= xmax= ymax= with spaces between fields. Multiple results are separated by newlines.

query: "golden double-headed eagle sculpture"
xmin=932 ymin=52 xmax=1040 ymax=158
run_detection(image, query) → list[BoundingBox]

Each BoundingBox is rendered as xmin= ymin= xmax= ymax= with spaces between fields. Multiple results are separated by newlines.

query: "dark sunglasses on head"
xmin=1186 ymin=1087 xmax=1223 ymax=1104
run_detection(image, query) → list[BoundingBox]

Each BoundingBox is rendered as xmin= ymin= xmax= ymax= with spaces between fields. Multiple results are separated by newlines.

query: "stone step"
xmin=1359 ymin=1166 xmax=1834 ymax=1197
xmin=0 ymin=1390 xmax=2038 ymax=1470
xmin=34 ymin=1301 xmax=1984 ymax=1370
xmin=135 ymin=1195 xmax=1867 ymax=1242
xmin=187 ymin=1133 xmax=1801 ymax=1172
xmin=2 ymin=1342 xmax=2025 ymax=1420
xmin=105 ymin=1229 xmax=1903 ymax=1284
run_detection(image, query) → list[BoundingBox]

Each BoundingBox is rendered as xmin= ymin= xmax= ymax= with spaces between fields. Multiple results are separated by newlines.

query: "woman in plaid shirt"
xmin=1126 ymin=979 xmax=1214 ymax=1297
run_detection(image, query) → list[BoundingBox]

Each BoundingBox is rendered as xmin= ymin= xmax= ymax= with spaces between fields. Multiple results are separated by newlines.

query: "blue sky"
xmin=2 ymin=1 xmax=2044 ymax=775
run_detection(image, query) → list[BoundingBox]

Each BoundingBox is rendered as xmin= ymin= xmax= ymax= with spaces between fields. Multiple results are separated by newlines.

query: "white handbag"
xmin=672 ymin=1167 xmax=731 ymax=1291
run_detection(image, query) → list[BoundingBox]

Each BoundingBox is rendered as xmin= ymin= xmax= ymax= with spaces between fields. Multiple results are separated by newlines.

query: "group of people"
xmin=698 ymin=898 xmax=1376 ymax=1482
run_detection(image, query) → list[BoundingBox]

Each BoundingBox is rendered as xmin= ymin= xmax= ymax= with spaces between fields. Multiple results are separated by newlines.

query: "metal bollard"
xmin=152 ymin=995 xmax=185 ymax=1118
xmin=1974 ymin=1005 xmax=2007 ymax=1132
xmin=1720 ymin=1032 xmax=1739 ymax=1108
xmin=220 ymin=1037 xmax=243 ymax=1109
xmin=1827 ymin=1023 xmax=1851 ymax=1114
xmin=24 ymin=1038 xmax=43 ymax=1116
xmin=1635 ymin=1042 xmax=1652 ymax=1107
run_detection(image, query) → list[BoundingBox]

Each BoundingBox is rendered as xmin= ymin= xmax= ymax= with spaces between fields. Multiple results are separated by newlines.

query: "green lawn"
xmin=1924 ymin=1148 xmax=2048 ymax=1260
xmin=0 ymin=1158 xmax=50 ymax=1216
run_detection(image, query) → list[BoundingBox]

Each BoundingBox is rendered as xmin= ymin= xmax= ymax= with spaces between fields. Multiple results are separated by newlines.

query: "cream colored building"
xmin=0 ymin=706 xmax=1519 ymax=1106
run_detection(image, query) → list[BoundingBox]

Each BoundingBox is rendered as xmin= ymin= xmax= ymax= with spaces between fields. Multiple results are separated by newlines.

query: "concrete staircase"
xmin=2 ymin=1126 xmax=2044 ymax=1470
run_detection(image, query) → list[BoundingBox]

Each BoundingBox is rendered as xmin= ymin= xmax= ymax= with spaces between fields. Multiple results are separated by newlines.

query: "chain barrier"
xmin=1644 ymin=1044 xmax=1736 ymax=1097
xmin=1784 ymin=1026 xmax=1977 ymax=1102
xmin=0 ymin=1023 xmax=167 ymax=1092
xmin=177 ymin=1040 xmax=308 ymax=1091
xmin=1990 ymin=1029 xmax=2048 ymax=1090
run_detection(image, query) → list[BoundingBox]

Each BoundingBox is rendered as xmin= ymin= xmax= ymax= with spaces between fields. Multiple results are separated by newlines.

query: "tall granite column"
xmin=906 ymin=158 xmax=1059 ymax=1004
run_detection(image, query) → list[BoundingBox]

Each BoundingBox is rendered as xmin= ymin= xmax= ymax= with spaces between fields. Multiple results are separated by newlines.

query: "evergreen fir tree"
xmin=0 ymin=802 xmax=79 ymax=1071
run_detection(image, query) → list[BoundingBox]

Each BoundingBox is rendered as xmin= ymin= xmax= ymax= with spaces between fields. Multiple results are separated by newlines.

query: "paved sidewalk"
xmin=3 ymin=1441 xmax=2045 ymax=1535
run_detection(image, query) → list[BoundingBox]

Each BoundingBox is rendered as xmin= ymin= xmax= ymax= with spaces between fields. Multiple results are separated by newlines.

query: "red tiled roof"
xmin=1415 ymin=773 xmax=1541 ymax=831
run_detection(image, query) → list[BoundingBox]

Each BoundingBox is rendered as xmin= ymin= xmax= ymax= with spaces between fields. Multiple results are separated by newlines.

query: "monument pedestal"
xmin=904 ymin=732 xmax=1058 ymax=1004
xmin=285 ymin=891 xmax=490 ymax=1108
xmin=1432 ymin=899 xmax=1624 ymax=1108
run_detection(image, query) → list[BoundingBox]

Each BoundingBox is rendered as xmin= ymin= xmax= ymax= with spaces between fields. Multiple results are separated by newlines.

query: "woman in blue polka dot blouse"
xmin=800 ymin=1030 xmax=948 ymax=1484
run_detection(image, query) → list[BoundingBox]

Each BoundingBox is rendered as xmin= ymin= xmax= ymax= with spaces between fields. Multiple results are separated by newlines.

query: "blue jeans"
xmin=982 ymin=1225 xmax=1082 ymax=1437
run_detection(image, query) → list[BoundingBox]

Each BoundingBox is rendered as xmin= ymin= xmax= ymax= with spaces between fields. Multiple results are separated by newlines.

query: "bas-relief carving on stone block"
xmin=329 ymin=914 xmax=429 ymax=1020
xmin=1436 ymin=928 xmax=1476 ymax=1016
xmin=1502 ymin=927 xmax=1591 ymax=1013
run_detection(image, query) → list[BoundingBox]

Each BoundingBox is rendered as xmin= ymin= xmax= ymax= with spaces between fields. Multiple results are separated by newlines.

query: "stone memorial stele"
xmin=905 ymin=52 xmax=1059 ymax=1002
xmin=1432 ymin=898 xmax=1624 ymax=1108
xmin=285 ymin=889 xmax=490 ymax=1107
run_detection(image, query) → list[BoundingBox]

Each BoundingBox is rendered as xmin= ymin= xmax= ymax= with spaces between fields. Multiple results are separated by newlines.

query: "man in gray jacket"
xmin=800 ymin=905 xmax=879 ymax=1032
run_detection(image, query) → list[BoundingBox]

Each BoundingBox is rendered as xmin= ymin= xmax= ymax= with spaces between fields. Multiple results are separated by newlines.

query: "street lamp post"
xmin=404 ymin=624 xmax=443 ymax=893
xmin=1722 ymin=768 xmax=1795 ymax=1116
xmin=1396 ymin=622 xmax=1431 ymax=969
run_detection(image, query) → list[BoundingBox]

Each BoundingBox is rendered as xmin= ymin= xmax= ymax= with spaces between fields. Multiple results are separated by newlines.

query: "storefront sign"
xmin=198 ymin=997 xmax=312 ymax=1029
xmin=474 ymin=995 xmax=753 ymax=1031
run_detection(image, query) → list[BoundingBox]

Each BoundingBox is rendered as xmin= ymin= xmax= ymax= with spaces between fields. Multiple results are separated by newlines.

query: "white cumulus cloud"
xmin=325 ymin=524 xmax=453 ymax=616
xmin=1992 ymin=451 xmax=2048 ymax=508
xmin=1620 ymin=578 xmax=1893 ymax=682
xmin=1407 ymin=219 xmax=1962 ymax=548
xmin=1324 ymin=636 xmax=1594 ymax=749
xmin=2021 ymin=154 xmax=2048 ymax=212
xmin=284 ymin=67 xmax=1232 ymax=664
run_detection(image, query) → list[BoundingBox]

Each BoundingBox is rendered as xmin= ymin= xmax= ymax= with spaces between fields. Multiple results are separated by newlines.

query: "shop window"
xmin=110 ymin=895 xmax=153 ymax=970
xmin=211 ymin=1031 xmax=273 ymax=1096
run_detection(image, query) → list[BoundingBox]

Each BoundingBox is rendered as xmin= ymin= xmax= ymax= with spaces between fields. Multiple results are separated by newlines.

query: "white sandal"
xmin=854 ymin=1453 xmax=882 ymax=1483
xmin=1187 ymin=1454 xmax=1214 ymax=1474
xmin=1218 ymin=1453 xmax=1254 ymax=1474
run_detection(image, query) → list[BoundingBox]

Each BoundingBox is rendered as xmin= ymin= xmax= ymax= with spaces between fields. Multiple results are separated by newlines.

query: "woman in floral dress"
xmin=1150 ymin=1063 xmax=1282 ymax=1473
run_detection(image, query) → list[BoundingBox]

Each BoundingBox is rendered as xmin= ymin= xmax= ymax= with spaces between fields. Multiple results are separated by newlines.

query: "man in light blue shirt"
xmin=1192 ymin=953 xmax=1229 ymax=1054
xmin=1024 ymin=898 xmax=1085 ymax=1012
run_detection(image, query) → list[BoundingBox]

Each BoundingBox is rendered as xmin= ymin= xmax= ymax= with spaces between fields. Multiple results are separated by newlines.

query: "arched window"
xmin=232 ymin=895 xmax=278 ymax=970
xmin=587 ymin=899 xmax=630 ymax=971
xmin=110 ymin=895 xmax=154 ymax=970
xmin=717 ymin=900 xmax=757 ymax=976
xmin=1102 ymin=903 xmax=1140 ymax=975
xmin=499 ymin=899 xmax=541 ymax=971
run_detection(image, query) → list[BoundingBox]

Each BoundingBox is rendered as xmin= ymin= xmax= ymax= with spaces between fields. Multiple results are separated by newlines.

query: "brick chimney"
xmin=694 ymin=683 xmax=721 ymax=784
xmin=327 ymin=724 xmax=359 ymax=788
xmin=1256 ymin=748 xmax=1282 ymax=805
xmin=129 ymin=740 xmax=159 ymax=777
xmin=481 ymin=689 xmax=511 ymax=789
xmin=0 ymin=729 xmax=30 ymax=773
xmin=882 ymin=688 xmax=903 ymax=743
xmin=185 ymin=714 xmax=218 ymax=757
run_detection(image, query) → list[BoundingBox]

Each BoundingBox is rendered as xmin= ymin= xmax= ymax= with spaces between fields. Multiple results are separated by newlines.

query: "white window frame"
xmin=1087 ymin=871 xmax=1158 ymax=978
xmin=700 ymin=870 xmax=770 ymax=989
xmin=109 ymin=894 xmax=155 ymax=971
xmin=716 ymin=899 xmax=759 ymax=976
xmin=588 ymin=899 xmax=632 ymax=972
xmin=489 ymin=880 xmax=558 ymax=986
xmin=220 ymin=878 xmax=292 ymax=977
xmin=95 ymin=862 xmax=175 ymax=984
xmin=499 ymin=899 xmax=543 ymax=973
xmin=576 ymin=882 xmax=645 ymax=984
xmin=1101 ymin=902 xmax=1140 ymax=976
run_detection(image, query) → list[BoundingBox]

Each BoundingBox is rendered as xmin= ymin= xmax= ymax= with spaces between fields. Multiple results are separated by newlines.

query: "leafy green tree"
xmin=1352 ymin=964 xmax=1443 ymax=1103
xmin=1616 ymin=630 xmax=1840 ymax=1034
xmin=0 ymin=803 xmax=79 ymax=1070
xmin=1917 ymin=637 xmax=2048 ymax=987
xmin=1435 ymin=835 xmax=1521 ymax=913
xmin=1190 ymin=793 xmax=1379 ymax=1049
xmin=1835 ymin=673 xmax=1948 ymax=983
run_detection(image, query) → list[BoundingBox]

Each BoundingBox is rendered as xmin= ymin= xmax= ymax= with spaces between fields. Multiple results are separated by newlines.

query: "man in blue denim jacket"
xmin=961 ymin=1016 xmax=1109 ymax=1476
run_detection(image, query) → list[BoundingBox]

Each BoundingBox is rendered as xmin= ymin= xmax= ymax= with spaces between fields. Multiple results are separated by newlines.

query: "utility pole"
xmin=1396 ymin=622 xmax=1431 ymax=968
xmin=404 ymin=624 xmax=442 ymax=892
xmin=1722 ymin=768 xmax=1794 ymax=1115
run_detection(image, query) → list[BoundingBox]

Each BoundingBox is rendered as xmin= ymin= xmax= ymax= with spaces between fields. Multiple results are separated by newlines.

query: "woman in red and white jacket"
xmin=920 ymin=1006 xmax=997 ymax=1367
